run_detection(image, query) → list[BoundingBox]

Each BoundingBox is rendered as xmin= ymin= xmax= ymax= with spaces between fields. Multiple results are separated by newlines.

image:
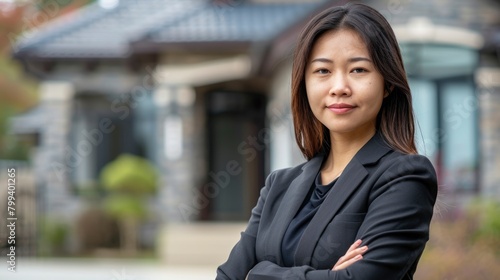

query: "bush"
xmin=415 ymin=199 xmax=500 ymax=279
xmin=38 ymin=218 xmax=68 ymax=257
xmin=468 ymin=199 xmax=500 ymax=254
xmin=99 ymin=154 xmax=158 ymax=254
xmin=100 ymin=154 xmax=157 ymax=195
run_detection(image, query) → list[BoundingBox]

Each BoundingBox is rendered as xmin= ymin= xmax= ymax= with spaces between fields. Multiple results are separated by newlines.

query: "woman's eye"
xmin=315 ymin=69 xmax=330 ymax=74
xmin=351 ymin=68 xmax=367 ymax=73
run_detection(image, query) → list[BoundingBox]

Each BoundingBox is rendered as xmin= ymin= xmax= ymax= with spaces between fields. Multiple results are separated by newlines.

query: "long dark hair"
xmin=291 ymin=2 xmax=417 ymax=160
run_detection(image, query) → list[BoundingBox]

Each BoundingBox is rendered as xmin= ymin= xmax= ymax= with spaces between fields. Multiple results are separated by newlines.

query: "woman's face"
xmin=305 ymin=28 xmax=386 ymax=137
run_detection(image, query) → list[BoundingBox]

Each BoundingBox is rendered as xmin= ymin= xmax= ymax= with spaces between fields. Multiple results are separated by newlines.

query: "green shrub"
xmin=469 ymin=199 xmax=500 ymax=253
xmin=416 ymin=199 xmax=500 ymax=279
xmin=99 ymin=154 xmax=158 ymax=254
xmin=38 ymin=218 xmax=68 ymax=257
xmin=100 ymin=154 xmax=157 ymax=195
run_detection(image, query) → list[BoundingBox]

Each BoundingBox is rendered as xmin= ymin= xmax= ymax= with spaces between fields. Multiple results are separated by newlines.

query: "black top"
xmin=281 ymin=172 xmax=338 ymax=267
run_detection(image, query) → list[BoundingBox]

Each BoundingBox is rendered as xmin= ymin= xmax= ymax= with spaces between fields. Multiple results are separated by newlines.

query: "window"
xmin=403 ymin=43 xmax=479 ymax=193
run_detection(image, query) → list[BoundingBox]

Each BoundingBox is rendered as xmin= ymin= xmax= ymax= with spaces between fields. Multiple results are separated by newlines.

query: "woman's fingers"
xmin=332 ymin=239 xmax=368 ymax=271
xmin=346 ymin=239 xmax=362 ymax=254
xmin=333 ymin=246 xmax=367 ymax=269
xmin=333 ymin=254 xmax=363 ymax=270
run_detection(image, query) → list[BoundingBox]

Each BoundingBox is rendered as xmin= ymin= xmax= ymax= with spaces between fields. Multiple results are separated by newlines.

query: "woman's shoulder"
xmin=376 ymin=151 xmax=438 ymax=187
xmin=382 ymin=151 xmax=435 ymax=170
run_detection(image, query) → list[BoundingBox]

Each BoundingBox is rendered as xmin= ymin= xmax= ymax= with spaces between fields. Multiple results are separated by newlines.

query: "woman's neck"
xmin=321 ymin=129 xmax=376 ymax=183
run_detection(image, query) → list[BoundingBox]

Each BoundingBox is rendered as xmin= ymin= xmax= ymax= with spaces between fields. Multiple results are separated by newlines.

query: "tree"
xmin=0 ymin=0 xmax=95 ymax=159
xmin=0 ymin=3 xmax=36 ymax=159
xmin=99 ymin=154 xmax=158 ymax=255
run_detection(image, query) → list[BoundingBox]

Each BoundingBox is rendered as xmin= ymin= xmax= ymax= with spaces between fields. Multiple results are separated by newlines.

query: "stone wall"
xmin=477 ymin=67 xmax=500 ymax=199
xmin=37 ymin=81 xmax=80 ymax=218
xmin=154 ymin=85 xmax=201 ymax=222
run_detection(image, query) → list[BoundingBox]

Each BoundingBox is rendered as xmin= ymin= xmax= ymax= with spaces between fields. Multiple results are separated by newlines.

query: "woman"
xmin=216 ymin=3 xmax=437 ymax=280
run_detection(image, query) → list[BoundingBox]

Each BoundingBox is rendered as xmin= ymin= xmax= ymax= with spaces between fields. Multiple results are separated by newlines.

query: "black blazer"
xmin=216 ymin=133 xmax=438 ymax=280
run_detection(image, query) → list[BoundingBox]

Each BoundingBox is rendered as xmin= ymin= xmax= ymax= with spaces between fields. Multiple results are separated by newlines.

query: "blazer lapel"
xmin=263 ymin=154 xmax=324 ymax=265
xmin=293 ymin=132 xmax=392 ymax=265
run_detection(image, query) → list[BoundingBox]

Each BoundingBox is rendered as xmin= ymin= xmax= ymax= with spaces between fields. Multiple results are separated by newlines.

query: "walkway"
xmin=0 ymin=258 xmax=215 ymax=280
xmin=1 ymin=223 xmax=247 ymax=280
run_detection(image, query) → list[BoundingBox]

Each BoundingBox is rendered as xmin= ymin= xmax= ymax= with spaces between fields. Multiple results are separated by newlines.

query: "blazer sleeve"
xmin=216 ymin=171 xmax=276 ymax=280
xmin=247 ymin=154 xmax=438 ymax=280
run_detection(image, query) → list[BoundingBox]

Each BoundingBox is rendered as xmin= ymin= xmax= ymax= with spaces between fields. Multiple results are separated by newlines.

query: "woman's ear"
xmin=384 ymin=85 xmax=394 ymax=98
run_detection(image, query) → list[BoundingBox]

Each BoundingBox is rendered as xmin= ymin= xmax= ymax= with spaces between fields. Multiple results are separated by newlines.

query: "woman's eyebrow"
xmin=310 ymin=57 xmax=333 ymax=64
xmin=348 ymin=57 xmax=372 ymax=63
xmin=309 ymin=57 xmax=372 ymax=64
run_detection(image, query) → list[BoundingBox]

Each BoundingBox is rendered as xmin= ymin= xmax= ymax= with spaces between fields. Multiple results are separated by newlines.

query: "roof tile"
xmin=14 ymin=0 xmax=321 ymax=59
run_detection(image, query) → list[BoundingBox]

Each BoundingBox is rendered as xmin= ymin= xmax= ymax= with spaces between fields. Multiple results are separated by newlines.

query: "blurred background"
xmin=0 ymin=0 xmax=499 ymax=279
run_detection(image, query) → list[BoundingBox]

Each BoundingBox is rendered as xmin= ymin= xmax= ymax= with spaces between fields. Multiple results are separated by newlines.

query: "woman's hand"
xmin=332 ymin=239 xmax=368 ymax=271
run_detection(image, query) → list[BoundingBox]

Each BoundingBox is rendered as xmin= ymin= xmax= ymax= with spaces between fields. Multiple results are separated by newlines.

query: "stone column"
xmin=476 ymin=67 xmax=500 ymax=199
xmin=154 ymin=85 xmax=198 ymax=222
xmin=37 ymin=81 xmax=78 ymax=218
xmin=268 ymin=60 xmax=304 ymax=171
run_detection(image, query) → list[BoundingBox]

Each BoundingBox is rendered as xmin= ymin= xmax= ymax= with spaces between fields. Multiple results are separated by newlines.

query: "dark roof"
xmin=145 ymin=3 xmax=320 ymax=43
xmin=13 ymin=0 xmax=209 ymax=58
xmin=369 ymin=0 xmax=500 ymax=35
xmin=13 ymin=0 xmax=323 ymax=59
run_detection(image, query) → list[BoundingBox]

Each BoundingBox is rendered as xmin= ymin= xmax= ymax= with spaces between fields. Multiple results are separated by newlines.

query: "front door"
xmin=204 ymin=91 xmax=267 ymax=221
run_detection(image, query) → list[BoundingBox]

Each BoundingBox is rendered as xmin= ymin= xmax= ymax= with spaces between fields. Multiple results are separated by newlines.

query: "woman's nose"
xmin=328 ymin=73 xmax=351 ymax=96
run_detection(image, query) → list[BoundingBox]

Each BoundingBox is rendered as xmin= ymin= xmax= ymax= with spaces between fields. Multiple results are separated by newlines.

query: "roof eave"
xmin=131 ymin=40 xmax=254 ymax=54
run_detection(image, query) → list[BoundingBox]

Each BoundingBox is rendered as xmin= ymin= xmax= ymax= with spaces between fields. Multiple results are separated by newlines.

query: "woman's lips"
xmin=327 ymin=103 xmax=356 ymax=114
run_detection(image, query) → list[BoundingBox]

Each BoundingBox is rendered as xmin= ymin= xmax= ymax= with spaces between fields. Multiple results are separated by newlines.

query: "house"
xmin=12 ymin=0 xmax=323 ymax=227
xmin=12 ymin=0 xmax=500 ymax=240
